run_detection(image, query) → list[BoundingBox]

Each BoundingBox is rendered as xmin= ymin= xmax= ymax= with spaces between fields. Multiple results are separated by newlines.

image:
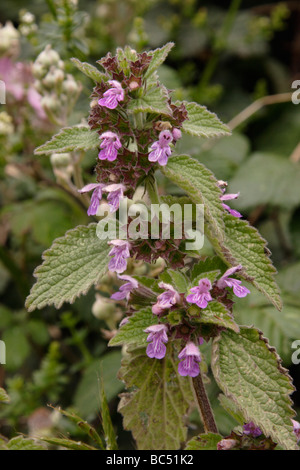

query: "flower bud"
xmin=36 ymin=45 xmax=60 ymax=68
xmin=0 ymin=21 xmax=20 ymax=56
xmin=92 ymin=295 xmax=116 ymax=321
xmin=0 ymin=111 xmax=14 ymax=135
xmin=32 ymin=62 xmax=47 ymax=80
xmin=41 ymin=95 xmax=60 ymax=112
xmin=50 ymin=153 xmax=72 ymax=168
xmin=42 ymin=68 xmax=65 ymax=88
xmin=62 ymin=75 xmax=80 ymax=96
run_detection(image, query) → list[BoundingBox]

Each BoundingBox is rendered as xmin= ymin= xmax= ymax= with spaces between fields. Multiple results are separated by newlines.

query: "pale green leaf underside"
xmin=34 ymin=126 xmax=100 ymax=155
xmin=178 ymin=100 xmax=231 ymax=138
xmin=162 ymin=154 xmax=225 ymax=240
xmin=25 ymin=224 xmax=110 ymax=311
xmin=118 ymin=344 xmax=194 ymax=450
xmin=109 ymin=307 xmax=156 ymax=347
xmin=214 ymin=214 xmax=282 ymax=310
xmin=71 ymin=58 xmax=107 ymax=83
xmin=211 ymin=327 xmax=297 ymax=450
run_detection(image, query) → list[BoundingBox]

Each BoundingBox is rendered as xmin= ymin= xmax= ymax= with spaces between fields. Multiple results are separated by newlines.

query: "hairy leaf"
xmin=71 ymin=58 xmax=107 ymax=83
xmin=211 ymin=327 xmax=297 ymax=450
xmin=40 ymin=437 xmax=96 ymax=450
xmin=128 ymin=85 xmax=172 ymax=116
xmin=99 ymin=378 xmax=118 ymax=450
xmin=109 ymin=307 xmax=155 ymax=348
xmin=194 ymin=300 xmax=240 ymax=333
xmin=211 ymin=214 xmax=282 ymax=310
xmin=35 ymin=126 xmax=99 ymax=155
xmin=145 ymin=42 xmax=175 ymax=78
xmin=1 ymin=436 xmax=46 ymax=450
xmin=25 ymin=224 xmax=110 ymax=311
xmin=161 ymin=155 xmax=225 ymax=240
xmin=178 ymin=101 xmax=231 ymax=138
xmin=118 ymin=344 xmax=194 ymax=450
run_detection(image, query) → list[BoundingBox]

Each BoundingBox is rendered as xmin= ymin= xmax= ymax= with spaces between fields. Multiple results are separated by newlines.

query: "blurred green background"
xmin=0 ymin=0 xmax=299 ymax=448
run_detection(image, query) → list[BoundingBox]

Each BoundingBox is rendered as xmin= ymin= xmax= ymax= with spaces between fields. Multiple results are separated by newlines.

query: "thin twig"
xmin=227 ymin=92 xmax=292 ymax=130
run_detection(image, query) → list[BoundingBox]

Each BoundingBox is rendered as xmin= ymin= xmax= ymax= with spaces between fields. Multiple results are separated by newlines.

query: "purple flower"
xmin=111 ymin=274 xmax=138 ymax=301
xmin=243 ymin=422 xmax=262 ymax=437
xmin=98 ymin=131 xmax=122 ymax=162
xmin=217 ymin=265 xmax=250 ymax=298
xmin=98 ymin=80 xmax=124 ymax=109
xmin=105 ymin=183 xmax=125 ymax=213
xmin=152 ymin=282 xmax=180 ymax=315
xmin=178 ymin=341 xmax=201 ymax=377
xmin=144 ymin=324 xmax=168 ymax=359
xmin=186 ymin=278 xmax=212 ymax=309
xmin=78 ymin=183 xmax=105 ymax=216
xmin=292 ymin=420 xmax=300 ymax=442
xmin=119 ymin=316 xmax=129 ymax=328
xmin=217 ymin=181 xmax=242 ymax=218
xmin=148 ymin=130 xmax=173 ymax=166
xmin=108 ymin=240 xmax=131 ymax=273
xmin=221 ymin=193 xmax=242 ymax=218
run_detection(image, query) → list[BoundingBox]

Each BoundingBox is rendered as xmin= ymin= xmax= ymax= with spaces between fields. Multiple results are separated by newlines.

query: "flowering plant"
xmin=25 ymin=43 xmax=299 ymax=450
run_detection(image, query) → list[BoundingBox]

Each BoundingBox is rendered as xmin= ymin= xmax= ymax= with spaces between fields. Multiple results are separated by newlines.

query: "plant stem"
xmin=192 ymin=371 xmax=218 ymax=434
xmin=146 ymin=175 xmax=160 ymax=205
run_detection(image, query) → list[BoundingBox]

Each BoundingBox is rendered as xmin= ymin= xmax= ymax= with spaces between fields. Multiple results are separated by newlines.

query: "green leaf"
xmin=131 ymin=275 xmax=161 ymax=293
xmin=99 ymin=378 xmax=118 ymax=450
xmin=51 ymin=406 xmax=104 ymax=449
xmin=178 ymin=101 xmax=231 ymax=138
xmin=228 ymin=153 xmax=300 ymax=210
xmin=161 ymin=155 xmax=225 ymax=240
xmin=0 ymin=387 xmax=9 ymax=404
xmin=109 ymin=307 xmax=155 ymax=347
xmin=40 ymin=437 xmax=96 ymax=451
xmin=185 ymin=433 xmax=222 ymax=450
xmin=190 ymin=257 xmax=226 ymax=281
xmin=34 ymin=126 xmax=99 ymax=155
xmin=2 ymin=436 xmax=46 ymax=450
xmin=234 ymin=293 xmax=300 ymax=363
xmin=218 ymin=394 xmax=245 ymax=426
xmin=159 ymin=269 xmax=188 ymax=293
xmin=116 ymin=46 xmax=138 ymax=76
xmin=25 ymin=224 xmax=110 ymax=311
xmin=211 ymin=327 xmax=297 ymax=450
xmin=194 ymin=300 xmax=240 ymax=333
xmin=144 ymin=42 xmax=175 ymax=78
xmin=118 ymin=344 xmax=194 ymax=450
xmin=189 ymin=269 xmax=220 ymax=288
xmin=128 ymin=85 xmax=172 ymax=116
xmin=2 ymin=326 xmax=30 ymax=371
xmin=73 ymin=351 xmax=123 ymax=419
xmin=211 ymin=214 xmax=282 ymax=310
xmin=71 ymin=58 xmax=107 ymax=83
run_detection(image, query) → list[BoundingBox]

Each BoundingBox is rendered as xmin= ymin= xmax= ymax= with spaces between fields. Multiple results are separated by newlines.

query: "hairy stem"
xmin=192 ymin=372 xmax=218 ymax=434
xmin=146 ymin=175 xmax=160 ymax=205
